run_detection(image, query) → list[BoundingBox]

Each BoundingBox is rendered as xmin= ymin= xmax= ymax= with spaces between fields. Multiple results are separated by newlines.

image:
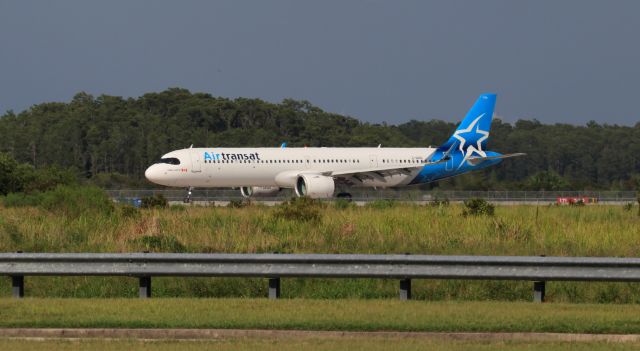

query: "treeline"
xmin=1 ymin=88 xmax=639 ymax=190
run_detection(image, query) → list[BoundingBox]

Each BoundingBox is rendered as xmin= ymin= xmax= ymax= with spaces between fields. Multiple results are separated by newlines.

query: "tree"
xmin=525 ymin=171 xmax=569 ymax=191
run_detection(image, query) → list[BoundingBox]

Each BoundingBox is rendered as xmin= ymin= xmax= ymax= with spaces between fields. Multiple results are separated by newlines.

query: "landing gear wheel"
xmin=183 ymin=186 xmax=194 ymax=203
xmin=336 ymin=192 xmax=353 ymax=201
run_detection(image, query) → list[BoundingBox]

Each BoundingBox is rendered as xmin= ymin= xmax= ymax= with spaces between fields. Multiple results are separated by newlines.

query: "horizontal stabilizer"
xmin=467 ymin=153 xmax=526 ymax=166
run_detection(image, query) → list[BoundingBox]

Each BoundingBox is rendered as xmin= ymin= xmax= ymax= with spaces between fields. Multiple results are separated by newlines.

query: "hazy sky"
xmin=1 ymin=1 xmax=639 ymax=125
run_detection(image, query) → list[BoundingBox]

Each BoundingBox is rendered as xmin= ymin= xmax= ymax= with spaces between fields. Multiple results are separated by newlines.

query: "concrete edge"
xmin=0 ymin=329 xmax=639 ymax=342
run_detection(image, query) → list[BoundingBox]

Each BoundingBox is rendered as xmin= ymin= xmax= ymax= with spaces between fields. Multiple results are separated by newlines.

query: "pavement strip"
xmin=0 ymin=329 xmax=639 ymax=342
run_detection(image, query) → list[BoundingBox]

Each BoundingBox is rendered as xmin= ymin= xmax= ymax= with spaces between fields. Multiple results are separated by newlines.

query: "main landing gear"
xmin=184 ymin=186 xmax=194 ymax=203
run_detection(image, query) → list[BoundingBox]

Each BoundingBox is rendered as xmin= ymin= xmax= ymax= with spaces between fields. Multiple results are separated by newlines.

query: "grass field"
xmin=1 ymin=202 xmax=639 ymax=301
xmin=1 ymin=338 xmax=638 ymax=351
xmin=1 ymin=299 xmax=640 ymax=333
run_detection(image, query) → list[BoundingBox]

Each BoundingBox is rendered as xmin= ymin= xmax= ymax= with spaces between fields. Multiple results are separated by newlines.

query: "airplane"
xmin=144 ymin=94 xmax=524 ymax=200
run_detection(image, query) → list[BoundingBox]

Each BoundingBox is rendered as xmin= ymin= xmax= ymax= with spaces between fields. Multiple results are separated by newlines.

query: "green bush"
xmin=0 ymin=153 xmax=77 ymax=195
xmin=140 ymin=194 xmax=168 ymax=208
xmin=39 ymin=185 xmax=114 ymax=217
xmin=462 ymin=198 xmax=495 ymax=217
xmin=365 ymin=199 xmax=397 ymax=209
xmin=2 ymin=192 xmax=43 ymax=207
xmin=3 ymin=185 xmax=113 ymax=218
xmin=23 ymin=165 xmax=76 ymax=193
xmin=334 ymin=198 xmax=356 ymax=210
xmin=227 ymin=199 xmax=249 ymax=208
xmin=118 ymin=204 xmax=140 ymax=219
xmin=169 ymin=204 xmax=186 ymax=212
xmin=430 ymin=196 xmax=450 ymax=207
xmin=272 ymin=196 xmax=323 ymax=222
xmin=130 ymin=235 xmax=186 ymax=253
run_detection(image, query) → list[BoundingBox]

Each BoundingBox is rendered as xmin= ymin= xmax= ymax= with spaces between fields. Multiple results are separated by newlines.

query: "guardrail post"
xmin=139 ymin=276 xmax=151 ymax=298
xmin=11 ymin=276 xmax=24 ymax=298
xmin=268 ymin=278 xmax=280 ymax=299
xmin=533 ymin=281 xmax=545 ymax=303
xmin=400 ymin=278 xmax=411 ymax=300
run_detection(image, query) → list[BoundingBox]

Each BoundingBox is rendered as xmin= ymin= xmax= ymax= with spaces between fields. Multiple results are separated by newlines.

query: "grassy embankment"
xmin=1 ymin=299 xmax=640 ymax=333
xmin=1 ymin=197 xmax=639 ymax=301
xmin=3 ymin=299 xmax=640 ymax=350
xmin=2 ymin=338 xmax=637 ymax=351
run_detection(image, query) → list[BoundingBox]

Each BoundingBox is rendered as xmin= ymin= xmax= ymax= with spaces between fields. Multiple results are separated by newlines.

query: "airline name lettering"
xmin=203 ymin=151 xmax=261 ymax=161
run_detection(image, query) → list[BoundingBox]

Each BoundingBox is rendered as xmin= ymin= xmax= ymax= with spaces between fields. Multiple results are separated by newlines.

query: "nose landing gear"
xmin=184 ymin=186 xmax=194 ymax=203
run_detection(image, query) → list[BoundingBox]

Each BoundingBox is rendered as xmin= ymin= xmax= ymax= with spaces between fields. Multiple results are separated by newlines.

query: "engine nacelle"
xmin=294 ymin=174 xmax=335 ymax=199
xmin=240 ymin=186 xmax=281 ymax=198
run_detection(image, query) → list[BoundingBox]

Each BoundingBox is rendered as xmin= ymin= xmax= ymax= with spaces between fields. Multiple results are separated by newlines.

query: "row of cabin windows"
xmin=382 ymin=159 xmax=426 ymax=164
xmin=203 ymin=159 xmax=427 ymax=165
xmin=204 ymin=159 xmax=362 ymax=164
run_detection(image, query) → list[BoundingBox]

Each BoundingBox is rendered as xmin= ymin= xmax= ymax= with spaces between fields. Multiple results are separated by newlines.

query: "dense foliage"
xmin=0 ymin=153 xmax=76 ymax=195
xmin=1 ymin=88 xmax=639 ymax=189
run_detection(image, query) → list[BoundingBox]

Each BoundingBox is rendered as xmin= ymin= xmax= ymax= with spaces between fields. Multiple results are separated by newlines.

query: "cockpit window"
xmin=156 ymin=157 xmax=181 ymax=165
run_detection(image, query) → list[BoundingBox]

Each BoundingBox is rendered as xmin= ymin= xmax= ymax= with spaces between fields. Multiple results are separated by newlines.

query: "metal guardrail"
xmin=3 ymin=253 xmax=640 ymax=302
xmin=106 ymin=189 xmax=638 ymax=203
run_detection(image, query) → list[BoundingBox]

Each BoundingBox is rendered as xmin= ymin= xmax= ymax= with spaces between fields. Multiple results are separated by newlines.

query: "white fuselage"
xmin=145 ymin=147 xmax=436 ymax=189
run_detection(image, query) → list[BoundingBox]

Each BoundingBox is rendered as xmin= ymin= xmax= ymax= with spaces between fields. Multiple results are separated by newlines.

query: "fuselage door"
xmin=190 ymin=150 xmax=202 ymax=173
xmin=445 ymin=155 xmax=454 ymax=171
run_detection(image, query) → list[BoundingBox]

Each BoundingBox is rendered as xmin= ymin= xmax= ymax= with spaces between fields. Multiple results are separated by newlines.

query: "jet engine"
xmin=294 ymin=174 xmax=335 ymax=199
xmin=240 ymin=186 xmax=281 ymax=198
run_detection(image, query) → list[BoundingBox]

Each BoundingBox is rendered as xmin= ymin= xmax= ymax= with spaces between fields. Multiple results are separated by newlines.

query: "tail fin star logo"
xmin=452 ymin=114 xmax=489 ymax=169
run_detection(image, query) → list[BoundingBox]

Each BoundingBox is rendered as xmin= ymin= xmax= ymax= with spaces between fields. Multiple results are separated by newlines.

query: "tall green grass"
xmin=2 ymin=299 xmax=640 ymax=334
xmin=3 ymin=339 xmax=635 ymax=351
xmin=0 ymin=201 xmax=639 ymax=301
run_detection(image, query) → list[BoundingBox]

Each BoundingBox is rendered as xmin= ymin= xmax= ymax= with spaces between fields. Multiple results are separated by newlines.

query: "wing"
xmin=323 ymin=163 xmax=442 ymax=185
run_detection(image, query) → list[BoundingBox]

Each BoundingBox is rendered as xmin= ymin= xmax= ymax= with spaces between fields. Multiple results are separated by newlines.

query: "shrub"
xmin=623 ymin=203 xmax=634 ymax=212
xmin=2 ymin=192 xmax=43 ymax=207
xmin=227 ymin=199 xmax=249 ymax=208
xmin=366 ymin=199 xmax=397 ymax=209
xmin=0 ymin=153 xmax=77 ymax=195
xmin=272 ymin=196 xmax=323 ymax=222
xmin=430 ymin=196 xmax=450 ymax=207
xmin=169 ymin=204 xmax=186 ymax=212
xmin=462 ymin=198 xmax=495 ymax=217
xmin=39 ymin=185 xmax=114 ymax=217
xmin=131 ymin=235 xmax=186 ymax=253
xmin=141 ymin=194 xmax=168 ymax=208
xmin=23 ymin=165 xmax=76 ymax=193
xmin=88 ymin=172 xmax=145 ymax=189
xmin=334 ymin=198 xmax=356 ymax=210
xmin=118 ymin=204 xmax=140 ymax=219
xmin=0 ymin=153 xmax=28 ymax=195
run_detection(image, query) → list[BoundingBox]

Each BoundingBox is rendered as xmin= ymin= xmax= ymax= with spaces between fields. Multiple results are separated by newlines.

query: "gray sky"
xmin=1 ymin=0 xmax=639 ymax=125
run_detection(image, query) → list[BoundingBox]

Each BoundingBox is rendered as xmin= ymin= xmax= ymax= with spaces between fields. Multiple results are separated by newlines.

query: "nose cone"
xmin=145 ymin=165 xmax=162 ymax=184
